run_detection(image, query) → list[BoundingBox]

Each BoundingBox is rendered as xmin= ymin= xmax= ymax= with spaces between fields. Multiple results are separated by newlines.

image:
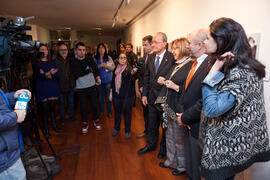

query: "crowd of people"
xmin=1 ymin=17 xmax=270 ymax=180
xmin=133 ymin=17 xmax=270 ymax=180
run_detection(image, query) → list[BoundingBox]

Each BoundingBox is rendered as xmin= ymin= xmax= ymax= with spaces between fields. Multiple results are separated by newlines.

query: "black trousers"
xmin=143 ymin=104 xmax=149 ymax=134
xmin=113 ymin=97 xmax=134 ymax=133
xmin=184 ymin=131 xmax=202 ymax=180
xmin=146 ymin=103 xmax=166 ymax=151
xmin=77 ymin=86 xmax=99 ymax=122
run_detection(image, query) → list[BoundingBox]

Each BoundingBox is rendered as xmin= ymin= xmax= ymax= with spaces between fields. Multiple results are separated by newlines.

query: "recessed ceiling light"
xmin=91 ymin=27 xmax=103 ymax=31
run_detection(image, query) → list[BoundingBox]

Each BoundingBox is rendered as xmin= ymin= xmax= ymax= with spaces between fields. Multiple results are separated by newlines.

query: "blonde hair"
xmin=171 ymin=38 xmax=190 ymax=58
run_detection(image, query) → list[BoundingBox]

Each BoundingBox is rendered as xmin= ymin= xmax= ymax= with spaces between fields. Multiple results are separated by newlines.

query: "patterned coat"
xmin=199 ymin=66 xmax=270 ymax=180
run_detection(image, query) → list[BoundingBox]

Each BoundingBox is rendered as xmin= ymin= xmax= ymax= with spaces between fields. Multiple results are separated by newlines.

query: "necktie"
xmin=185 ymin=59 xmax=197 ymax=90
xmin=155 ymin=56 xmax=160 ymax=74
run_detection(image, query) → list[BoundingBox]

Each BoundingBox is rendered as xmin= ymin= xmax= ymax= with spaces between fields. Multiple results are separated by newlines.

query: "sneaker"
xmin=93 ymin=119 xmax=102 ymax=130
xmin=125 ymin=132 xmax=131 ymax=139
xmin=112 ymin=129 xmax=119 ymax=136
xmin=82 ymin=122 xmax=89 ymax=133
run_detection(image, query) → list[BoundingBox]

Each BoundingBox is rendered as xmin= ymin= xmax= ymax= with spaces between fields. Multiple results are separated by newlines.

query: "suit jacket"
xmin=142 ymin=51 xmax=174 ymax=104
xmin=181 ymin=56 xmax=210 ymax=139
xmin=138 ymin=55 xmax=147 ymax=88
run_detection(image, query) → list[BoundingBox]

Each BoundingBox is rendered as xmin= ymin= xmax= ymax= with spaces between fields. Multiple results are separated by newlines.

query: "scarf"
xmin=115 ymin=64 xmax=127 ymax=94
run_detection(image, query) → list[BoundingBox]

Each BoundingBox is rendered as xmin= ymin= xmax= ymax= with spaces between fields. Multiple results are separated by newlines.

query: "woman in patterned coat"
xmin=200 ymin=17 xmax=270 ymax=180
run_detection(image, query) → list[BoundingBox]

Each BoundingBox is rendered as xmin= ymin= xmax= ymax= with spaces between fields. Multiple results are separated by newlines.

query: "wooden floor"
xmin=41 ymin=99 xmax=188 ymax=180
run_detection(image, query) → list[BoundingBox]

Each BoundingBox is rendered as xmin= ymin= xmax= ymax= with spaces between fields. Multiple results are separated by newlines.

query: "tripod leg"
xmin=34 ymin=145 xmax=53 ymax=179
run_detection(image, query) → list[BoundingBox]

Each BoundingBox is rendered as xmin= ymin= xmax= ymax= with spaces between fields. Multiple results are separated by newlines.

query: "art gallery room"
xmin=1 ymin=0 xmax=270 ymax=180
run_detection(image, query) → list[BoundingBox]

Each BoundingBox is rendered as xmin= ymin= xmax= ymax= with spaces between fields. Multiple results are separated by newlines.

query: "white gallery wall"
xmin=27 ymin=24 xmax=50 ymax=44
xmin=77 ymin=31 xmax=122 ymax=51
xmin=124 ymin=0 xmax=270 ymax=179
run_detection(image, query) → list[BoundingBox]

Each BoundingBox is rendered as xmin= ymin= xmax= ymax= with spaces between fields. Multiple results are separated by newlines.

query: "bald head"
xmin=188 ymin=28 xmax=208 ymax=58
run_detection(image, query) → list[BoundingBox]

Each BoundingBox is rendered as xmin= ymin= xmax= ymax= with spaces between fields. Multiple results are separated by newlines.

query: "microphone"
xmin=15 ymin=92 xmax=30 ymax=110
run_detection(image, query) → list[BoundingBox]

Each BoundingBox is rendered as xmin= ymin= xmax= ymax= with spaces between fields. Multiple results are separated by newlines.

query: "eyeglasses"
xmin=171 ymin=47 xmax=179 ymax=51
xmin=59 ymin=49 xmax=68 ymax=51
xmin=119 ymin=57 xmax=127 ymax=59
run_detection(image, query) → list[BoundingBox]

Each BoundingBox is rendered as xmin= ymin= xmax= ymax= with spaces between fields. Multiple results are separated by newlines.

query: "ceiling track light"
xmin=125 ymin=0 xmax=131 ymax=6
xmin=112 ymin=0 xmax=126 ymax=27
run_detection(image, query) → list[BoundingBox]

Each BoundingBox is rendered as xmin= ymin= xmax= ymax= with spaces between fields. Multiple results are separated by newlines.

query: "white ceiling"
xmin=0 ymin=0 xmax=157 ymax=31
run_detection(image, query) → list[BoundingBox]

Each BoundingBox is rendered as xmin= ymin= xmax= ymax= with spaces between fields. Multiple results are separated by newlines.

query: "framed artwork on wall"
xmin=136 ymin=46 xmax=142 ymax=58
xmin=247 ymin=33 xmax=260 ymax=59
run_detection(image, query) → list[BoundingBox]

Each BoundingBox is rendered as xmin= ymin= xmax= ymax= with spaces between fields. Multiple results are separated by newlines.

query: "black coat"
xmin=155 ymin=60 xmax=193 ymax=116
xmin=142 ymin=51 xmax=174 ymax=104
xmin=138 ymin=55 xmax=148 ymax=89
xmin=55 ymin=55 xmax=75 ymax=92
xmin=111 ymin=68 xmax=135 ymax=99
xmin=181 ymin=56 xmax=210 ymax=139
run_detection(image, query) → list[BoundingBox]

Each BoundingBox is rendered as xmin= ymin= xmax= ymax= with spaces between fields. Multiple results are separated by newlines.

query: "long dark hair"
xmin=210 ymin=17 xmax=265 ymax=78
xmin=95 ymin=43 xmax=109 ymax=61
xmin=38 ymin=44 xmax=52 ymax=63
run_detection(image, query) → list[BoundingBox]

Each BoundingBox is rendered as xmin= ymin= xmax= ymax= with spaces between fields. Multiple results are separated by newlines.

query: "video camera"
xmin=0 ymin=16 xmax=40 ymax=72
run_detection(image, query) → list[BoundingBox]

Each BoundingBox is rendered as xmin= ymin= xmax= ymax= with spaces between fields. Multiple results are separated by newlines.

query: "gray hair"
xmin=194 ymin=28 xmax=208 ymax=44
xmin=156 ymin=32 xmax=167 ymax=42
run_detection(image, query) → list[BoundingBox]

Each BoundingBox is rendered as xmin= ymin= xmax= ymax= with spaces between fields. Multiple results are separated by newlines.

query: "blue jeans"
xmin=59 ymin=89 xmax=75 ymax=122
xmin=0 ymin=158 xmax=26 ymax=180
xmin=98 ymin=83 xmax=112 ymax=114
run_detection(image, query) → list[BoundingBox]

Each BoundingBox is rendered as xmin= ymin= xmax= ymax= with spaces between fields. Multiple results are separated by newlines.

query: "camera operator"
xmin=0 ymin=89 xmax=31 ymax=180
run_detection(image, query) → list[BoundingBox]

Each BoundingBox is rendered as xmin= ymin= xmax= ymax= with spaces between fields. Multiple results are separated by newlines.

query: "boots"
xmin=41 ymin=101 xmax=52 ymax=139
xmin=49 ymin=100 xmax=61 ymax=132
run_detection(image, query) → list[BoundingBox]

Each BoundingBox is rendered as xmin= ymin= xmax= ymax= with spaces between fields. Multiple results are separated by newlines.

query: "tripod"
xmin=22 ymin=98 xmax=61 ymax=180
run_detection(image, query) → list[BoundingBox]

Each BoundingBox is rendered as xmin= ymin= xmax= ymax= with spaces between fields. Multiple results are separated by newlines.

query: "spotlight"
xmin=112 ymin=19 xmax=116 ymax=28
xmin=125 ymin=0 xmax=131 ymax=6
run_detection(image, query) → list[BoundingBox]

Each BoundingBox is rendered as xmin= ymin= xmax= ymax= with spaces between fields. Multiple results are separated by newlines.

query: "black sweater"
xmin=70 ymin=56 xmax=100 ymax=79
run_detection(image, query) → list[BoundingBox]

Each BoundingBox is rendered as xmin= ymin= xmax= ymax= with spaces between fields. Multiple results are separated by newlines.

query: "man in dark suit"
xmin=176 ymin=29 xmax=209 ymax=180
xmin=136 ymin=35 xmax=153 ymax=138
xmin=138 ymin=32 xmax=174 ymax=158
xmin=126 ymin=43 xmax=137 ymax=66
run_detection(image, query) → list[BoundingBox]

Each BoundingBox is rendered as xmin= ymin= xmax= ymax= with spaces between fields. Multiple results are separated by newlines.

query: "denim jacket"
xmin=202 ymin=71 xmax=236 ymax=118
xmin=0 ymin=90 xmax=20 ymax=173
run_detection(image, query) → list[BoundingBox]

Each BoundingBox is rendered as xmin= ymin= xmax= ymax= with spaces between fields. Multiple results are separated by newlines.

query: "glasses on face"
xmin=119 ymin=57 xmax=127 ymax=59
xmin=59 ymin=49 xmax=68 ymax=51
xmin=171 ymin=46 xmax=179 ymax=51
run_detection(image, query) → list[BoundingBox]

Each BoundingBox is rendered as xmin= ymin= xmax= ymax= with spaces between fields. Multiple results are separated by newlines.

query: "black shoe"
xmin=70 ymin=117 xmax=76 ymax=122
xmin=137 ymin=146 xmax=155 ymax=155
xmin=172 ymin=170 xmax=186 ymax=176
xmin=125 ymin=132 xmax=131 ymax=139
xmin=158 ymin=152 xmax=166 ymax=159
xmin=159 ymin=162 xmax=173 ymax=169
xmin=53 ymin=127 xmax=62 ymax=133
xmin=112 ymin=129 xmax=119 ymax=136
